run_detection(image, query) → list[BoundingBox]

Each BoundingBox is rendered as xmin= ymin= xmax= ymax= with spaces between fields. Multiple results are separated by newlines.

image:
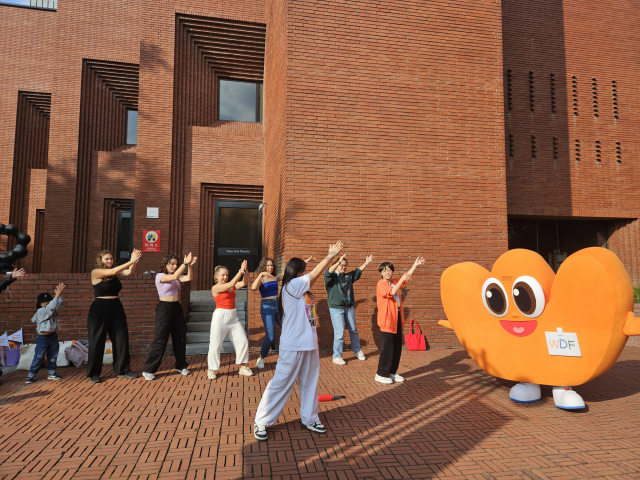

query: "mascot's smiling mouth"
xmin=499 ymin=320 xmax=538 ymax=337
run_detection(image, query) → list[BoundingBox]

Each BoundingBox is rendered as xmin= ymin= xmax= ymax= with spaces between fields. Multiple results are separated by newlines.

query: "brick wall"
xmin=0 ymin=274 xmax=190 ymax=356
xmin=262 ymin=0 xmax=507 ymax=349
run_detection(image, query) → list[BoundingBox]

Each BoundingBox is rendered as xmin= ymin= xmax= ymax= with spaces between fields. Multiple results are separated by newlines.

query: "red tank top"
xmin=215 ymin=288 xmax=236 ymax=309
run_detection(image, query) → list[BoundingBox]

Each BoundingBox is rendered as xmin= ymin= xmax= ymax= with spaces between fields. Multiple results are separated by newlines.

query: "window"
xmin=218 ymin=79 xmax=262 ymax=123
xmin=125 ymin=109 xmax=138 ymax=145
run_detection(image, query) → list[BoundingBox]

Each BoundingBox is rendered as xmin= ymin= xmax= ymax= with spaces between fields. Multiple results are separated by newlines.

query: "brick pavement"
xmin=1 ymin=347 xmax=639 ymax=479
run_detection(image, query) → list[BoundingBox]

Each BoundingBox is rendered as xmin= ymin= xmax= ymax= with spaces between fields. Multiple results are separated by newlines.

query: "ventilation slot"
xmin=506 ymin=69 xmax=513 ymax=110
xmin=575 ymin=139 xmax=581 ymax=161
xmin=571 ymin=76 xmax=579 ymax=116
xmin=553 ymin=136 xmax=558 ymax=160
xmin=595 ymin=140 xmax=602 ymax=162
xmin=529 ymin=71 xmax=535 ymax=111
xmin=592 ymin=78 xmax=599 ymax=117
xmin=616 ymin=142 xmax=622 ymax=163
xmin=550 ymin=73 xmax=557 ymax=113
xmin=531 ymin=135 xmax=537 ymax=158
xmin=612 ymin=80 xmax=619 ymax=119
xmin=509 ymin=134 xmax=514 ymax=157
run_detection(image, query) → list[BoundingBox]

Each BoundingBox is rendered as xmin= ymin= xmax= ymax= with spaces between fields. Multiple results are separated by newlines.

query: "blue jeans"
xmin=329 ymin=306 xmax=361 ymax=358
xmin=28 ymin=333 xmax=59 ymax=377
xmin=260 ymin=299 xmax=282 ymax=358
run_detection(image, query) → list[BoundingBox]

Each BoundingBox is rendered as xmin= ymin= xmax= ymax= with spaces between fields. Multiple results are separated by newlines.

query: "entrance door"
xmin=116 ymin=210 xmax=131 ymax=265
xmin=214 ymin=200 xmax=262 ymax=279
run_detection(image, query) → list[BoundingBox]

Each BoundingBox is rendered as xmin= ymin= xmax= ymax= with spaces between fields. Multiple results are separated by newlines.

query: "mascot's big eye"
xmin=512 ymin=276 xmax=545 ymax=318
xmin=481 ymin=278 xmax=508 ymax=317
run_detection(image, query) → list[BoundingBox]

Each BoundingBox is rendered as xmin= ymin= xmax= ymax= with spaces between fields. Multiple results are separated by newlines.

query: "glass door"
xmin=214 ymin=200 xmax=262 ymax=280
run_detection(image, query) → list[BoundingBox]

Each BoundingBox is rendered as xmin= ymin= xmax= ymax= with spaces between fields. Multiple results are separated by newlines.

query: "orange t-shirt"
xmin=376 ymin=278 xmax=406 ymax=333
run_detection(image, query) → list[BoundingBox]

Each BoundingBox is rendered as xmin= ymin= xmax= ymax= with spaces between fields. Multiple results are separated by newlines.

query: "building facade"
xmin=1 ymin=0 xmax=638 ymax=350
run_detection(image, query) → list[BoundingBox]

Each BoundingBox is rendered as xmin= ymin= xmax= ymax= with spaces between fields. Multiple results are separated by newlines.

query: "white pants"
xmin=254 ymin=349 xmax=320 ymax=426
xmin=207 ymin=308 xmax=249 ymax=371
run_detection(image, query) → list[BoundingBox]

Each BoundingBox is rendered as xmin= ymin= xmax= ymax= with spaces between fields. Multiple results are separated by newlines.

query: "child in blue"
xmin=26 ymin=282 xmax=65 ymax=384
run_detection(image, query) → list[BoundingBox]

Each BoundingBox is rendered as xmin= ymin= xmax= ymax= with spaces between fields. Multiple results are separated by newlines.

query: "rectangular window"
xmin=218 ymin=79 xmax=262 ymax=123
xmin=125 ymin=109 xmax=138 ymax=145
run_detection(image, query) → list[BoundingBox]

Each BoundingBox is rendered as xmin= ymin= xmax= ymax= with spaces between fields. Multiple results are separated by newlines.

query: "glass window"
xmin=218 ymin=80 xmax=262 ymax=123
xmin=125 ymin=109 xmax=138 ymax=145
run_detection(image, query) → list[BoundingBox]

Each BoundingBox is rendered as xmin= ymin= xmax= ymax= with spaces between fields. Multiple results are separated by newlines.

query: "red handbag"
xmin=405 ymin=319 xmax=427 ymax=351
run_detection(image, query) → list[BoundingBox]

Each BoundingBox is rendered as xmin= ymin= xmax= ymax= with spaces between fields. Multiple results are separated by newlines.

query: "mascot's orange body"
xmin=440 ymin=247 xmax=640 ymax=409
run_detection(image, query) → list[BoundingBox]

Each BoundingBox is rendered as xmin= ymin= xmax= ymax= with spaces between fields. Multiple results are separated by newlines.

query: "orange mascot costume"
xmin=440 ymin=247 xmax=640 ymax=409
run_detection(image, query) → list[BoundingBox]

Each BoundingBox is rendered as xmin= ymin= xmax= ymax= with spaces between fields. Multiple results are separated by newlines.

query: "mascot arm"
xmin=622 ymin=311 xmax=640 ymax=336
xmin=438 ymin=320 xmax=453 ymax=329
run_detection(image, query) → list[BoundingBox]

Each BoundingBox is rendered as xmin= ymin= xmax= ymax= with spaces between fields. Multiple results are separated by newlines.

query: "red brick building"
xmin=1 ymin=0 xmax=639 ymax=351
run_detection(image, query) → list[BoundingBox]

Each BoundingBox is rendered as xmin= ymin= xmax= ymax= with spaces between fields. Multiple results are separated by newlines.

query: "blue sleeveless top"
xmin=259 ymin=280 xmax=278 ymax=298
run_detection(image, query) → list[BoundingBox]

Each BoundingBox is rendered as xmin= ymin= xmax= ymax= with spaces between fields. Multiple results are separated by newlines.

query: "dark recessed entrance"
xmin=508 ymin=217 xmax=609 ymax=271
xmin=214 ymin=200 xmax=262 ymax=280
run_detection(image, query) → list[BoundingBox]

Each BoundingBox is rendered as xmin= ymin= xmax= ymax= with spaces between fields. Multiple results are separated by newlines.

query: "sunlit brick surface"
xmin=1 ymin=347 xmax=639 ymax=479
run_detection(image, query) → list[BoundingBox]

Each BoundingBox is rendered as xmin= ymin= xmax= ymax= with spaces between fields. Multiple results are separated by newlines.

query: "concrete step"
xmin=186 ymin=342 xmax=235 ymax=356
xmin=189 ymin=301 xmax=246 ymax=313
xmin=187 ymin=310 xmax=245 ymax=323
xmin=186 ymin=322 xmax=246 ymax=343
xmin=191 ymin=289 xmax=247 ymax=303
xmin=186 ymin=321 xmax=211 ymax=332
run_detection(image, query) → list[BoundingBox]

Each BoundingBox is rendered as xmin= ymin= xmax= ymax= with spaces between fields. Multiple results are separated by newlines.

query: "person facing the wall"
xmin=375 ymin=256 xmax=425 ymax=385
xmin=25 ymin=282 xmax=66 ymax=384
xmin=207 ymin=261 xmax=253 ymax=379
xmin=324 ymin=253 xmax=373 ymax=365
xmin=87 ymin=248 xmax=141 ymax=383
xmin=142 ymin=252 xmax=197 ymax=381
xmin=253 ymin=241 xmax=344 ymax=442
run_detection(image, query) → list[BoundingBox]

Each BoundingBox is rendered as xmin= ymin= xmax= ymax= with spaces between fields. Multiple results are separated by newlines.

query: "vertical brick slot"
xmin=575 ymin=139 xmax=581 ymax=161
xmin=529 ymin=71 xmax=535 ymax=111
xmin=571 ymin=76 xmax=579 ymax=116
xmin=612 ymin=80 xmax=619 ymax=119
xmin=592 ymin=78 xmax=599 ymax=117
xmin=595 ymin=140 xmax=602 ymax=162
xmin=550 ymin=73 xmax=557 ymax=113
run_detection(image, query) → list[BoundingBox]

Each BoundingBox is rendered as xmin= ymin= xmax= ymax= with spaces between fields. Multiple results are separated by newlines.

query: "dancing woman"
xmin=375 ymin=256 xmax=425 ymax=385
xmin=250 ymin=257 xmax=281 ymax=369
xmin=253 ymin=241 xmax=343 ymax=442
xmin=87 ymin=249 xmax=142 ymax=383
xmin=142 ymin=252 xmax=197 ymax=381
xmin=207 ymin=260 xmax=253 ymax=379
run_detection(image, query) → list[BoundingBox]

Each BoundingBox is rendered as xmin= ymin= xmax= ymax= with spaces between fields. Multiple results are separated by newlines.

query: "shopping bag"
xmin=405 ymin=319 xmax=427 ymax=351
xmin=17 ymin=344 xmax=36 ymax=370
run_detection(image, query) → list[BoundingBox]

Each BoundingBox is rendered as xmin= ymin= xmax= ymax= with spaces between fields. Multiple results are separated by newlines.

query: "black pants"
xmin=377 ymin=311 xmax=403 ymax=377
xmin=87 ymin=298 xmax=132 ymax=377
xmin=142 ymin=301 xmax=188 ymax=374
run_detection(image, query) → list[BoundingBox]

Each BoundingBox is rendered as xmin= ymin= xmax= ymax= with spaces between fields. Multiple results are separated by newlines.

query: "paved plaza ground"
xmin=0 ymin=347 xmax=639 ymax=480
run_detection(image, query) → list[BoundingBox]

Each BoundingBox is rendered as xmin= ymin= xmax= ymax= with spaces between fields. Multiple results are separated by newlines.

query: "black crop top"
xmin=93 ymin=276 xmax=123 ymax=297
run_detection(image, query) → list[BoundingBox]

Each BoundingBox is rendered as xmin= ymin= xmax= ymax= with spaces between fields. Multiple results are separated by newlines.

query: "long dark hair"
xmin=278 ymin=257 xmax=311 ymax=318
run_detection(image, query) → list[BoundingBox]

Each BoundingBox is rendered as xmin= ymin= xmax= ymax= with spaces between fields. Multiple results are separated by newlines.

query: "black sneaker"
xmin=47 ymin=374 xmax=62 ymax=381
xmin=25 ymin=377 xmax=35 ymax=384
xmin=90 ymin=376 xmax=101 ymax=383
xmin=253 ymin=424 xmax=267 ymax=441
xmin=303 ymin=421 xmax=326 ymax=434
xmin=117 ymin=371 xmax=138 ymax=379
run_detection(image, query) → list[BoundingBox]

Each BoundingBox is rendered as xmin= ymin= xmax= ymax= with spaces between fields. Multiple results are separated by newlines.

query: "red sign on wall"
xmin=143 ymin=230 xmax=161 ymax=252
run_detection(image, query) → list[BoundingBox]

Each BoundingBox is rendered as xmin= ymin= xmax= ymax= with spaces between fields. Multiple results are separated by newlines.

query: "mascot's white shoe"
xmin=552 ymin=386 xmax=585 ymax=410
xmin=510 ymin=382 xmax=541 ymax=403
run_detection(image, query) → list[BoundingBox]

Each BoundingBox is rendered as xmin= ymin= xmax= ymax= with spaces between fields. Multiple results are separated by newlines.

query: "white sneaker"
xmin=390 ymin=373 xmax=404 ymax=383
xmin=239 ymin=366 xmax=254 ymax=377
xmin=303 ymin=421 xmax=326 ymax=434
xmin=254 ymin=424 xmax=267 ymax=441
xmin=142 ymin=372 xmax=155 ymax=381
xmin=375 ymin=374 xmax=393 ymax=385
xmin=332 ymin=357 xmax=346 ymax=366
xmin=257 ymin=357 xmax=265 ymax=369
xmin=207 ymin=369 xmax=217 ymax=380
xmin=552 ymin=386 xmax=585 ymax=410
xmin=510 ymin=383 xmax=541 ymax=403
xmin=356 ymin=351 xmax=366 ymax=361
xmin=176 ymin=369 xmax=190 ymax=376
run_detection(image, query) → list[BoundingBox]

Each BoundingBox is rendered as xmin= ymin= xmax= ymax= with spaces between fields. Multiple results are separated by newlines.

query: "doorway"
xmin=214 ymin=200 xmax=262 ymax=280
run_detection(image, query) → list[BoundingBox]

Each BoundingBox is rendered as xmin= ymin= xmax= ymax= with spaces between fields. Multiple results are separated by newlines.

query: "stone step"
xmin=186 ymin=321 xmax=211 ymax=332
xmin=186 ymin=342 xmax=235 ymax=356
xmin=190 ymin=289 xmax=247 ymax=303
xmin=187 ymin=310 xmax=245 ymax=323
xmin=186 ymin=323 xmax=246 ymax=343
xmin=189 ymin=301 xmax=246 ymax=313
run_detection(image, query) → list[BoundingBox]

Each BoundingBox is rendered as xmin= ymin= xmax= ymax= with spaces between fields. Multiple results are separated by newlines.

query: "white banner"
xmin=8 ymin=329 xmax=23 ymax=344
xmin=0 ymin=333 xmax=9 ymax=347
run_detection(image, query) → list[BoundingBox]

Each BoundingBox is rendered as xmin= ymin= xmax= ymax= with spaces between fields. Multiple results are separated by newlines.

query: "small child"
xmin=26 ymin=282 xmax=65 ymax=384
